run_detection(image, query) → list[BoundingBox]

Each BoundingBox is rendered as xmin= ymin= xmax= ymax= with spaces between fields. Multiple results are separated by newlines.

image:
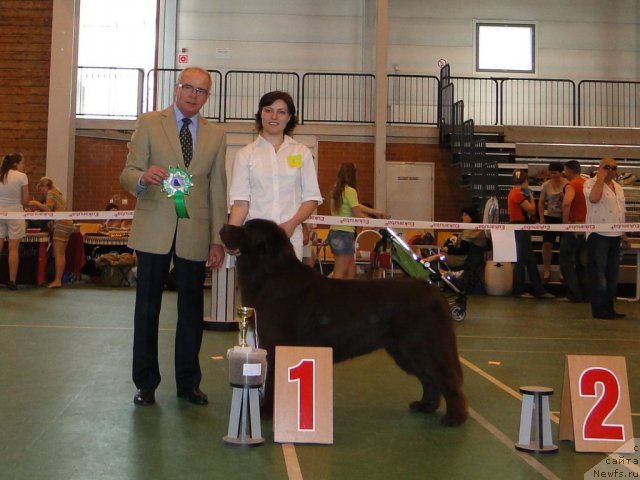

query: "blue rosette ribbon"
xmin=161 ymin=166 xmax=194 ymax=219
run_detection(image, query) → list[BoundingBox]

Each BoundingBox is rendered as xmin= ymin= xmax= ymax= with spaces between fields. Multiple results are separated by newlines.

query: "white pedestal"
xmin=204 ymin=258 xmax=238 ymax=331
xmin=223 ymin=386 xmax=264 ymax=446
xmin=515 ymin=386 xmax=558 ymax=453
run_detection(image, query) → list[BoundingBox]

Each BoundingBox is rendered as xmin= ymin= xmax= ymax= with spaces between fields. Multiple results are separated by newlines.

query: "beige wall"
xmin=172 ymin=0 xmax=638 ymax=81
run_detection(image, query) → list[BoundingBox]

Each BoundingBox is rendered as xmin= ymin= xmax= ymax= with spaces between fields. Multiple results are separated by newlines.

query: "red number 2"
xmin=288 ymin=359 xmax=315 ymax=431
xmin=579 ymin=367 xmax=625 ymax=441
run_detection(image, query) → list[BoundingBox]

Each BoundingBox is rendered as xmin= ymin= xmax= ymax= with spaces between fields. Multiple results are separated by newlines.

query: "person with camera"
xmin=583 ymin=158 xmax=629 ymax=319
xmin=507 ymin=170 xmax=554 ymax=299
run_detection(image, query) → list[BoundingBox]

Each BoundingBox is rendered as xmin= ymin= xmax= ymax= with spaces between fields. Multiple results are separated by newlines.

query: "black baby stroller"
xmin=373 ymin=228 xmax=467 ymax=322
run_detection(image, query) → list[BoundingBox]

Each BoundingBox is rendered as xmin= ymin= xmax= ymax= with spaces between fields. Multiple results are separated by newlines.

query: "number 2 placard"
xmin=559 ymin=355 xmax=634 ymax=452
xmin=274 ymin=346 xmax=333 ymax=444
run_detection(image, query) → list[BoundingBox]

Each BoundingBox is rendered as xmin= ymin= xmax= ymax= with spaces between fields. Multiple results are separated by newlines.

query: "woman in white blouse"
xmin=0 ymin=153 xmax=29 ymax=289
xmin=227 ymin=91 xmax=323 ymax=259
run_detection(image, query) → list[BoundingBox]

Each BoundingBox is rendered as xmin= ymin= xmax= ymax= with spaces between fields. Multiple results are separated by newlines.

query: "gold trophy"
xmin=236 ymin=306 xmax=255 ymax=348
xmin=224 ymin=305 xmax=266 ymax=446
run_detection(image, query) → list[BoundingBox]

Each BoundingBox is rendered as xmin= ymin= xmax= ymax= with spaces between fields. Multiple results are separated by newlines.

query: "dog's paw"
xmin=409 ymin=399 xmax=439 ymax=414
xmin=440 ymin=410 xmax=468 ymax=427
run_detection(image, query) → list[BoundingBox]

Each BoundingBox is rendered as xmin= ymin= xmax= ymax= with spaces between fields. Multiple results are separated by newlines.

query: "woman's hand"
xmin=279 ymin=219 xmax=297 ymax=238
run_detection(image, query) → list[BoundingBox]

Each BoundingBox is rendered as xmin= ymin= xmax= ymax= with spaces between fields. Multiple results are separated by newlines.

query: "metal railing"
xmin=301 ymin=73 xmax=375 ymax=124
xmin=76 ymin=67 xmax=144 ymax=119
xmin=224 ymin=70 xmax=299 ymax=121
xmin=578 ymin=80 xmax=640 ymax=127
xmin=449 ymin=76 xmax=499 ymax=126
xmin=386 ymin=74 xmax=439 ymax=125
xmin=501 ymin=78 xmax=575 ymax=126
xmin=76 ymin=66 xmax=640 ymax=128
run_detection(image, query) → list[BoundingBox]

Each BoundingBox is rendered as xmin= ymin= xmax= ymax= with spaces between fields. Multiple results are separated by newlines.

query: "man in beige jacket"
xmin=120 ymin=67 xmax=227 ymax=407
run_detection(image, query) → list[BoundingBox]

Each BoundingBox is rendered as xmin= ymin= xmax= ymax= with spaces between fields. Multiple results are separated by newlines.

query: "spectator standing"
xmin=327 ymin=162 xmax=388 ymax=279
xmin=507 ymin=170 xmax=554 ymax=299
xmin=0 ymin=153 xmax=29 ymax=289
xmin=227 ymin=91 xmax=323 ymax=260
xmin=537 ymin=162 xmax=567 ymax=282
xmin=120 ymin=67 xmax=227 ymax=407
xmin=559 ymin=160 xmax=588 ymax=302
xmin=583 ymin=158 xmax=628 ymax=319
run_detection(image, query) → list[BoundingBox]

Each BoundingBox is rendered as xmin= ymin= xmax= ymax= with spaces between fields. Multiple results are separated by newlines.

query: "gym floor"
xmin=1 ymin=284 xmax=638 ymax=480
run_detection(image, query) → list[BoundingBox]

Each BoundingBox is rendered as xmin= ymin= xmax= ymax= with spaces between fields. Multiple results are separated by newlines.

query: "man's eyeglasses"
xmin=603 ymin=165 xmax=618 ymax=171
xmin=178 ymin=83 xmax=209 ymax=97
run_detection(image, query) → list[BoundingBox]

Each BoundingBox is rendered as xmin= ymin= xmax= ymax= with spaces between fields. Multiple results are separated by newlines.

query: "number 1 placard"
xmin=559 ymin=355 xmax=634 ymax=453
xmin=274 ymin=346 xmax=333 ymax=444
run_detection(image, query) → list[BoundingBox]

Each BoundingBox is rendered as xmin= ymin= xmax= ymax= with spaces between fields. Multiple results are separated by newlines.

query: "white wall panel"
xmin=179 ymin=13 xmax=363 ymax=44
xmin=539 ymin=50 xmax=637 ymax=80
xmin=388 ymin=18 xmax=470 ymax=47
xmin=180 ymin=0 xmax=363 ymax=16
xmin=179 ymin=40 xmax=363 ymax=72
xmin=171 ymin=0 xmax=639 ymax=81
xmin=389 ymin=0 xmax=636 ymax=23
xmin=538 ymin=22 xmax=636 ymax=51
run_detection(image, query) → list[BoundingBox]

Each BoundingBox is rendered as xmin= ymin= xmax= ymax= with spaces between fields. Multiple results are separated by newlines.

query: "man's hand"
xmin=595 ymin=165 xmax=608 ymax=182
xmin=140 ymin=165 xmax=169 ymax=186
xmin=207 ymin=243 xmax=225 ymax=269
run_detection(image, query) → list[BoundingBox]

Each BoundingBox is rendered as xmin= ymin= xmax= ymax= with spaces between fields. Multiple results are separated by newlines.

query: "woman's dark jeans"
xmin=512 ymin=229 xmax=547 ymax=297
xmin=586 ymin=233 xmax=621 ymax=317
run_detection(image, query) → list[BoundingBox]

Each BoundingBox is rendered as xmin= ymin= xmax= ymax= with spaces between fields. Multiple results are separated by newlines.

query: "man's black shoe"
xmin=133 ymin=389 xmax=156 ymax=406
xmin=177 ymin=387 xmax=208 ymax=405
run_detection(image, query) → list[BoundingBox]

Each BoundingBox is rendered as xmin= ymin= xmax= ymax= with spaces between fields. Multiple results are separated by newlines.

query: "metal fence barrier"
xmin=301 ymin=73 xmax=375 ymax=124
xmin=76 ymin=67 xmax=144 ymax=119
xmin=77 ymin=66 xmax=639 ymax=127
xmin=224 ymin=71 xmax=299 ymax=121
xmin=578 ymin=80 xmax=640 ymax=127
xmin=387 ymin=74 xmax=439 ymax=125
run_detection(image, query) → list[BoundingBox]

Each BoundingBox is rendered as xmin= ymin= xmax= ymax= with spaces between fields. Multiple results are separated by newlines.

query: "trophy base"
xmin=203 ymin=318 xmax=238 ymax=332
xmin=222 ymin=436 xmax=264 ymax=447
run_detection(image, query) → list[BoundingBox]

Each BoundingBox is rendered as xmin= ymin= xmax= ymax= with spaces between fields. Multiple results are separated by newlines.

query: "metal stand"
xmin=515 ymin=386 xmax=558 ymax=453
xmin=223 ymin=385 xmax=264 ymax=446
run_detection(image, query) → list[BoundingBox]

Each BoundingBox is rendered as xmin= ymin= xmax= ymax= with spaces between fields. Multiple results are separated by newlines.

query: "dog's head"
xmin=220 ymin=219 xmax=298 ymax=272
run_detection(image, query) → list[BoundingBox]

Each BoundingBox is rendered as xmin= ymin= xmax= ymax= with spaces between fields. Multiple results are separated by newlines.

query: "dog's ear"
xmin=219 ymin=224 xmax=247 ymax=251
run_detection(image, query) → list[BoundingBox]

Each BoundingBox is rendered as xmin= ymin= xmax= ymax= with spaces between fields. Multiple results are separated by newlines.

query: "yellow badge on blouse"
xmin=288 ymin=154 xmax=302 ymax=168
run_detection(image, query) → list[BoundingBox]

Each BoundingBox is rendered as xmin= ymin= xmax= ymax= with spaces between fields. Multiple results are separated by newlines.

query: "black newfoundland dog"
xmin=220 ymin=219 xmax=468 ymax=426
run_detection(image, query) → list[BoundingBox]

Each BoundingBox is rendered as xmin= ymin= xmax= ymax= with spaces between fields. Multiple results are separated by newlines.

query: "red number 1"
xmin=288 ymin=359 xmax=315 ymax=431
xmin=579 ymin=367 xmax=625 ymax=441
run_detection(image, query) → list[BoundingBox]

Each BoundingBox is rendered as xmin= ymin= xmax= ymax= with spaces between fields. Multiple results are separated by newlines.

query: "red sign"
xmin=178 ymin=54 xmax=189 ymax=64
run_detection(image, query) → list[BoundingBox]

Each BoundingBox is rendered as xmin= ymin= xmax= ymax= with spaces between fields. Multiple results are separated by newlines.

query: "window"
xmin=77 ymin=0 xmax=157 ymax=118
xmin=476 ymin=23 xmax=535 ymax=73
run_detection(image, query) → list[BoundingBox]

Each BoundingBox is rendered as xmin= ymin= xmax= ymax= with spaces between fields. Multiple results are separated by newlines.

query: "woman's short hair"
xmin=254 ymin=91 xmax=298 ymax=135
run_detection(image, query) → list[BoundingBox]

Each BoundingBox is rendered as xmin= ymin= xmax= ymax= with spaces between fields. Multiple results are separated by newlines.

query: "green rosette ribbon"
xmin=161 ymin=166 xmax=194 ymax=219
